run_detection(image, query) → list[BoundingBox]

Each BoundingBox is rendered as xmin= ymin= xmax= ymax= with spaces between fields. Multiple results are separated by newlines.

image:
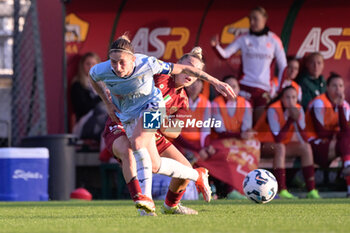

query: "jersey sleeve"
xmin=215 ymin=36 xmax=243 ymax=59
xmin=241 ymin=100 xmax=253 ymax=132
xmin=271 ymin=33 xmax=287 ymax=87
xmin=297 ymin=107 xmax=306 ymax=130
xmin=297 ymin=85 xmax=303 ymax=103
xmin=342 ymin=101 xmax=350 ymax=122
xmin=267 ymin=108 xmax=281 ymax=136
xmin=148 ymin=56 xmax=174 ymax=75
xmin=211 ymin=101 xmax=226 ymax=133
xmin=89 ymin=64 xmax=101 ymax=82
xmin=311 ymin=99 xmax=326 ymax=126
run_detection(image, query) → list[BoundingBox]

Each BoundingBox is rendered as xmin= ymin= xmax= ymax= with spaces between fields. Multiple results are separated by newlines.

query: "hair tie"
xmin=109 ymin=48 xmax=134 ymax=55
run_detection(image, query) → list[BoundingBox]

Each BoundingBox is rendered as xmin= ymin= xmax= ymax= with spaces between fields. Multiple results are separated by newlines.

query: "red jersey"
xmin=154 ymin=74 xmax=189 ymax=117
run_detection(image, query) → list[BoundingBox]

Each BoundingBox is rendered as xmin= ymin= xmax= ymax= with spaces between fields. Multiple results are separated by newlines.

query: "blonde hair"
xmin=109 ymin=34 xmax=134 ymax=55
xmin=178 ymin=46 xmax=205 ymax=69
xmin=73 ymin=52 xmax=100 ymax=88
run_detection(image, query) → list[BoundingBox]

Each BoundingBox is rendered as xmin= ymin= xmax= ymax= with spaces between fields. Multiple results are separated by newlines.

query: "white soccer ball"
xmin=243 ymin=169 xmax=278 ymax=204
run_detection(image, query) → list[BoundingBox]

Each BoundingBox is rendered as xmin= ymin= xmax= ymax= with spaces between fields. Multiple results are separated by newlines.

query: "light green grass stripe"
xmin=0 ymin=199 xmax=349 ymax=233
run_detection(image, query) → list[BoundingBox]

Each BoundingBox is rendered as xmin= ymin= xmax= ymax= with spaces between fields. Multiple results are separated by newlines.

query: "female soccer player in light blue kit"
xmin=89 ymin=35 xmax=236 ymax=214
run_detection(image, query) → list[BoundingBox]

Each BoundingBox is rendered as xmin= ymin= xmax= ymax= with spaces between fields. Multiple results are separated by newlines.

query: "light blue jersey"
xmin=89 ymin=54 xmax=173 ymax=123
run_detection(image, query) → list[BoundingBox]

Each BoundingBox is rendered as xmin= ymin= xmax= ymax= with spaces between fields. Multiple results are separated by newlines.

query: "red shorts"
xmin=155 ymin=131 xmax=172 ymax=154
xmin=102 ymin=118 xmax=172 ymax=156
xmin=102 ymin=117 xmax=126 ymax=155
xmin=309 ymin=138 xmax=331 ymax=168
xmin=310 ymin=132 xmax=350 ymax=168
xmin=239 ymin=84 xmax=270 ymax=107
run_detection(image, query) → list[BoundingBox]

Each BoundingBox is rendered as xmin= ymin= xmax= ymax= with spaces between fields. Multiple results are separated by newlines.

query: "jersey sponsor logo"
xmin=109 ymin=124 xmax=124 ymax=134
xmin=246 ymin=52 xmax=273 ymax=60
xmin=132 ymin=27 xmax=190 ymax=59
xmin=296 ymin=27 xmax=350 ymax=60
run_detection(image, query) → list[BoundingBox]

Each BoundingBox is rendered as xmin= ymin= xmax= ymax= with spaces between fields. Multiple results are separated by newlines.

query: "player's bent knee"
xmin=130 ymin=137 xmax=146 ymax=151
xmin=274 ymin=143 xmax=286 ymax=155
xmin=305 ymin=143 xmax=313 ymax=153
xmin=300 ymin=142 xmax=312 ymax=155
xmin=112 ymin=138 xmax=131 ymax=160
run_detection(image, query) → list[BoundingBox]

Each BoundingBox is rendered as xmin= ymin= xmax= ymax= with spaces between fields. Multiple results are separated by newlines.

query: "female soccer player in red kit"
xmin=255 ymin=86 xmax=320 ymax=199
xmin=102 ymin=47 xmax=225 ymax=215
xmin=306 ymin=73 xmax=350 ymax=197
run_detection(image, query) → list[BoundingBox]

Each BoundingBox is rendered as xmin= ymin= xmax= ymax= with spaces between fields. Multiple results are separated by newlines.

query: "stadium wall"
xmin=60 ymin=0 xmax=350 ymax=133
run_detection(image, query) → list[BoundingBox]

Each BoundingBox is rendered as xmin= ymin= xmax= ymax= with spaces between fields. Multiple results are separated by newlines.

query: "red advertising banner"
xmin=63 ymin=0 xmax=350 ymax=191
xmin=65 ymin=0 xmax=350 ymax=100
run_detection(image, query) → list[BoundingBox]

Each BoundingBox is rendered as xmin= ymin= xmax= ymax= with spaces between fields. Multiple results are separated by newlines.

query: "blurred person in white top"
xmin=211 ymin=6 xmax=287 ymax=124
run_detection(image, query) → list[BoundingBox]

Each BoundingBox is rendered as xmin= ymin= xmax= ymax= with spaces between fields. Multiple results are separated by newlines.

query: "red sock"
xmin=127 ymin=177 xmax=142 ymax=201
xmin=164 ymin=189 xmax=186 ymax=207
xmin=274 ymin=168 xmax=287 ymax=191
xmin=302 ymin=165 xmax=315 ymax=191
xmin=346 ymin=176 xmax=350 ymax=186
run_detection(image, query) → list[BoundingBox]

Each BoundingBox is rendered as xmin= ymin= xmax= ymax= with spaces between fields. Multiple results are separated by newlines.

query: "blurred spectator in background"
xmin=212 ymin=76 xmax=255 ymax=141
xmin=71 ymin=52 xmax=108 ymax=141
xmin=175 ymin=79 xmax=213 ymax=161
xmin=306 ymin=73 xmax=350 ymax=197
xmin=172 ymin=79 xmax=217 ymax=191
xmin=271 ymin=56 xmax=302 ymax=102
xmin=208 ymin=76 xmax=259 ymax=199
xmin=296 ymin=52 xmax=326 ymax=110
xmin=255 ymin=86 xmax=320 ymax=199
xmin=211 ymin=6 xmax=287 ymax=124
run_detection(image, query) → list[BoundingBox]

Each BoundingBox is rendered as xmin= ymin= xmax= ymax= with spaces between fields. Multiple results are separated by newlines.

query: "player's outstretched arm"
xmin=171 ymin=64 xmax=236 ymax=99
xmin=89 ymin=76 xmax=119 ymax=122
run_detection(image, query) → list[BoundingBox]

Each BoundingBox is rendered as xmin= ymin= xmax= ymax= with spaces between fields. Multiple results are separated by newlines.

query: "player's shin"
xmin=133 ymin=148 xmax=153 ymax=199
xmin=302 ymin=165 xmax=315 ymax=191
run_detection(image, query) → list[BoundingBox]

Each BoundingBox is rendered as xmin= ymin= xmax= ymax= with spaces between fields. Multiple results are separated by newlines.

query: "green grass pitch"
xmin=0 ymin=199 xmax=349 ymax=233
